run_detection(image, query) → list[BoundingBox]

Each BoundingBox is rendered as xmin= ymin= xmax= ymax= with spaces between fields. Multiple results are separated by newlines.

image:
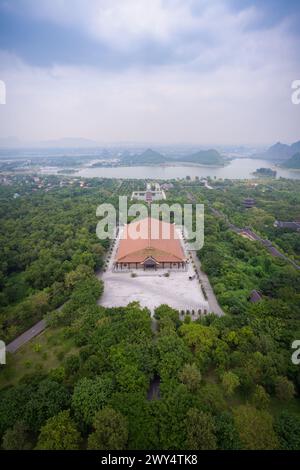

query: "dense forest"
xmin=0 ymin=176 xmax=300 ymax=450
xmin=0 ymin=177 xmax=119 ymax=342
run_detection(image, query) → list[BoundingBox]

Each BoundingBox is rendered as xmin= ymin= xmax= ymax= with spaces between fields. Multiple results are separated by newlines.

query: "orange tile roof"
xmin=116 ymin=217 xmax=186 ymax=264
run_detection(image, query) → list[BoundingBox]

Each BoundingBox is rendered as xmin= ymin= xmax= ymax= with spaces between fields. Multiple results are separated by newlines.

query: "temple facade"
xmin=114 ymin=217 xmax=187 ymax=271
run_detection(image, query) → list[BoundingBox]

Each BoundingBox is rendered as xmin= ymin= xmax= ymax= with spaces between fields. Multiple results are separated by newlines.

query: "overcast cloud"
xmin=0 ymin=0 xmax=299 ymax=145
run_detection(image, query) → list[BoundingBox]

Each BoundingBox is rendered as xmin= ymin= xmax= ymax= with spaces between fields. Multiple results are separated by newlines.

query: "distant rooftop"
xmin=274 ymin=221 xmax=300 ymax=231
xmin=243 ymin=198 xmax=256 ymax=208
xmin=249 ymin=290 xmax=262 ymax=303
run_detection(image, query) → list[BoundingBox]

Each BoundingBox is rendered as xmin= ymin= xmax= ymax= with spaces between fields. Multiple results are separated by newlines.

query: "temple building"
xmin=131 ymin=182 xmax=166 ymax=202
xmin=274 ymin=220 xmax=300 ymax=231
xmin=114 ymin=217 xmax=187 ymax=271
xmin=243 ymin=198 xmax=256 ymax=208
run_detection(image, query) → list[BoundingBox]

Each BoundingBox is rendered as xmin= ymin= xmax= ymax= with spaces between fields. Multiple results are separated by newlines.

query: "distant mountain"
xmin=121 ymin=148 xmax=167 ymax=165
xmin=120 ymin=147 xmax=224 ymax=166
xmin=282 ymin=152 xmax=300 ymax=169
xmin=179 ymin=149 xmax=224 ymax=165
xmin=252 ymin=141 xmax=300 ymax=161
xmin=290 ymin=141 xmax=300 ymax=154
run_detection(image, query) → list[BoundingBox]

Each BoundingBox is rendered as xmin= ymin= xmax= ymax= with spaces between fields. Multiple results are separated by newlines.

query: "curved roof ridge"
xmin=115 ymin=217 xmax=185 ymax=263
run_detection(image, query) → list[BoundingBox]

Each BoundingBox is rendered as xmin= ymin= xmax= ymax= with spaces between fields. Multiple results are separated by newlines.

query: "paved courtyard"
xmin=98 ymin=228 xmax=209 ymax=314
xmin=99 ymin=269 xmax=209 ymax=313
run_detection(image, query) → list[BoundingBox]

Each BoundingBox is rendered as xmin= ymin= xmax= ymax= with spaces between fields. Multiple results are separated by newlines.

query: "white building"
xmin=131 ymin=182 xmax=166 ymax=202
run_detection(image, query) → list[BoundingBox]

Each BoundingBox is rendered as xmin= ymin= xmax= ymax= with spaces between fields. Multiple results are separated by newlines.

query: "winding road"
xmin=210 ymin=208 xmax=300 ymax=271
xmin=6 ymin=319 xmax=46 ymax=354
xmin=188 ymin=249 xmax=224 ymax=316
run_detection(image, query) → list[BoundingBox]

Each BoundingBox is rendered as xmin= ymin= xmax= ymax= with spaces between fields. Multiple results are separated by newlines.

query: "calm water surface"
xmin=76 ymin=158 xmax=300 ymax=180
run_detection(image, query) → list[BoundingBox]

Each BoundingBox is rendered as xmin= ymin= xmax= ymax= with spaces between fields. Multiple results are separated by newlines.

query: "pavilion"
xmin=114 ymin=217 xmax=187 ymax=271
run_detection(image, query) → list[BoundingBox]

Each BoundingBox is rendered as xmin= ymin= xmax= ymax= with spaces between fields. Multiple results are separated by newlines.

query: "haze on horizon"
xmin=0 ymin=0 xmax=299 ymax=146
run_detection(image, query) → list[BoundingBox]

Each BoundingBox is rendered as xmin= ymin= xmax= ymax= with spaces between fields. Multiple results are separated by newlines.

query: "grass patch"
xmin=0 ymin=326 xmax=78 ymax=390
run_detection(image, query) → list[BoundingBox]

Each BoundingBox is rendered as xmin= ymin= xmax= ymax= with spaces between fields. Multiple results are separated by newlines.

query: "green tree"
xmin=274 ymin=376 xmax=295 ymax=402
xmin=215 ymin=412 xmax=240 ymax=450
xmin=156 ymin=334 xmax=192 ymax=381
xmin=275 ymin=411 xmax=300 ymax=450
xmin=65 ymin=265 xmax=94 ymax=289
xmin=185 ymin=408 xmax=217 ymax=450
xmin=251 ymin=385 xmax=270 ymax=410
xmin=2 ymin=422 xmax=32 ymax=450
xmin=221 ymin=371 xmax=240 ymax=397
xmin=0 ymin=384 xmax=33 ymax=436
xmin=115 ymin=364 xmax=148 ymax=393
xmin=24 ymin=379 xmax=70 ymax=432
xmin=196 ymin=383 xmax=227 ymax=414
xmin=87 ymin=407 xmax=128 ymax=450
xmin=179 ymin=323 xmax=218 ymax=369
xmin=155 ymin=304 xmax=181 ymax=329
xmin=36 ymin=410 xmax=81 ymax=450
xmin=178 ymin=363 xmax=202 ymax=392
xmin=233 ymin=405 xmax=279 ymax=450
xmin=71 ymin=376 xmax=114 ymax=425
xmin=156 ymin=384 xmax=191 ymax=450
xmin=108 ymin=392 xmax=159 ymax=450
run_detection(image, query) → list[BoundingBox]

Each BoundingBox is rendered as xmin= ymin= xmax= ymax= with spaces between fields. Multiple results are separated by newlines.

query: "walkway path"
xmin=188 ymin=249 xmax=224 ymax=316
xmin=210 ymin=208 xmax=300 ymax=270
xmin=240 ymin=228 xmax=300 ymax=270
xmin=6 ymin=319 xmax=46 ymax=354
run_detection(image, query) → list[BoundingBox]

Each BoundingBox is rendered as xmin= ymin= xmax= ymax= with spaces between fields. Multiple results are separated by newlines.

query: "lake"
xmin=75 ymin=158 xmax=300 ymax=180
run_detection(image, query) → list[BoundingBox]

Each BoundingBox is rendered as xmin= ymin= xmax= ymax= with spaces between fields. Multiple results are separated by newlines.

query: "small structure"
xmin=114 ymin=217 xmax=187 ymax=271
xmin=249 ymin=290 xmax=262 ymax=303
xmin=131 ymin=182 xmax=166 ymax=201
xmin=243 ymin=198 xmax=256 ymax=208
xmin=239 ymin=229 xmax=258 ymax=241
xmin=145 ymin=190 xmax=153 ymax=203
xmin=274 ymin=221 xmax=300 ymax=232
xmin=161 ymin=182 xmax=174 ymax=191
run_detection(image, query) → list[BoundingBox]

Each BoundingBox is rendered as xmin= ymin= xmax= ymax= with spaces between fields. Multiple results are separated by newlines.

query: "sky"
xmin=0 ymin=0 xmax=299 ymax=145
